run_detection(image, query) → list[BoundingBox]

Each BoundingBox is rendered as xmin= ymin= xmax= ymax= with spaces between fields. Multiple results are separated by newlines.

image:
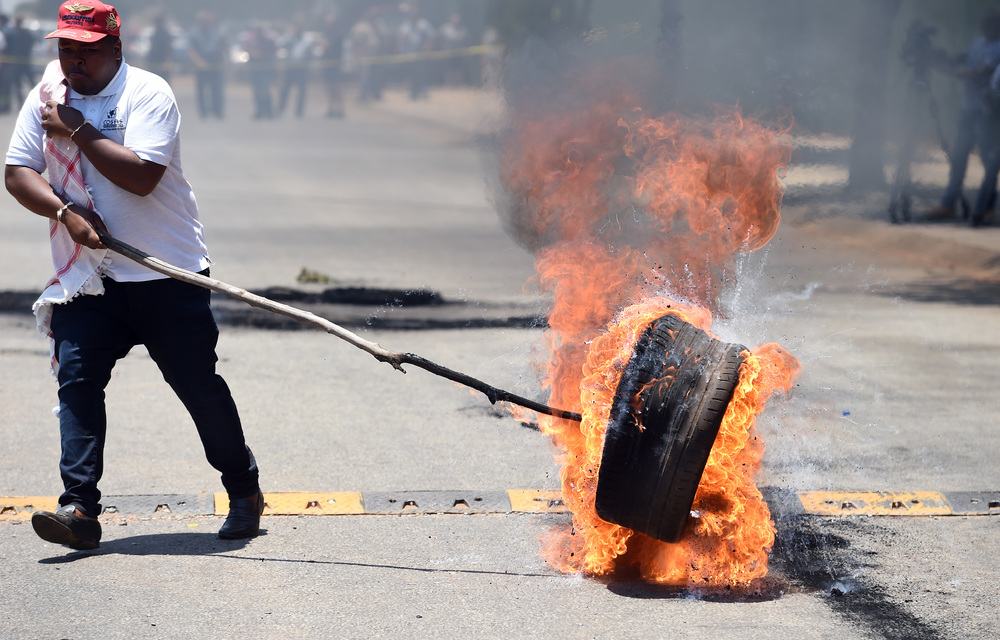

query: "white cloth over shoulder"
xmin=32 ymin=60 xmax=110 ymax=340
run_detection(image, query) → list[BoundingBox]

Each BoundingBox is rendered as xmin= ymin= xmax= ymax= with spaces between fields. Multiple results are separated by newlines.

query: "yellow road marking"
xmin=214 ymin=492 xmax=365 ymax=516
xmin=797 ymin=491 xmax=952 ymax=516
xmin=4 ymin=491 xmax=993 ymax=520
xmin=0 ymin=497 xmax=60 ymax=521
xmin=507 ymin=489 xmax=569 ymax=513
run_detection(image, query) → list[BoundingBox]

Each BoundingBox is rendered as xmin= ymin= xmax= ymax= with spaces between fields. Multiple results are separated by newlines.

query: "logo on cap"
xmin=46 ymin=1 xmax=121 ymax=41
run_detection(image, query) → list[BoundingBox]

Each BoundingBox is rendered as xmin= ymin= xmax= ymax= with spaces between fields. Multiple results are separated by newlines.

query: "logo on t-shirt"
xmin=102 ymin=107 xmax=125 ymax=132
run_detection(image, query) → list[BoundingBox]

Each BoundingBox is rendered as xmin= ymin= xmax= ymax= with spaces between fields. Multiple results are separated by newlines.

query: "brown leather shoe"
xmin=31 ymin=505 xmax=101 ymax=550
xmin=218 ymin=490 xmax=265 ymax=539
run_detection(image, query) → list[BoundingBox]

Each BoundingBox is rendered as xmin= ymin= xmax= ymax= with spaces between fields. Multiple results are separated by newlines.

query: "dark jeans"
xmin=278 ymin=68 xmax=308 ymax=117
xmin=943 ymin=107 xmax=994 ymax=207
xmin=195 ymin=69 xmax=225 ymax=118
xmin=50 ymin=273 xmax=258 ymax=518
xmin=406 ymin=59 xmax=429 ymax=100
xmin=249 ymin=68 xmax=274 ymax=119
xmin=973 ymin=116 xmax=1000 ymax=222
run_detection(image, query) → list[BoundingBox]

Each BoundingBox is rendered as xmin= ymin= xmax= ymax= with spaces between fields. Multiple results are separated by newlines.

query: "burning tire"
xmin=595 ymin=314 xmax=746 ymax=543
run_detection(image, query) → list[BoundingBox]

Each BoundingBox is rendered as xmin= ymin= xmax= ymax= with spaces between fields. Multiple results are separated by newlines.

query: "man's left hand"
xmin=40 ymin=100 xmax=85 ymax=139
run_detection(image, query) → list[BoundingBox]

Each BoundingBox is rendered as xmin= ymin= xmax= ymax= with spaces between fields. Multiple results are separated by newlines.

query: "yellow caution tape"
xmin=352 ymin=43 xmax=502 ymax=66
xmin=4 ymin=43 xmax=504 ymax=76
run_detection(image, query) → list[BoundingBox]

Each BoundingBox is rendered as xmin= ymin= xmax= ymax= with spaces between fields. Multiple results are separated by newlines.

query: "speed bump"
xmin=507 ymin=489 xmax=569 ymax=513
xmin=797 ymin=491 xmax=952 ymax=516
xmin=0 ymin=497 xmax=59 ymax=521
xmin=943 ymin=491 xmax=1000 ymax=515
xmin=214 ymin=492 xmax=365 ymax=516
xmin=4 ymin=490 xmax=1000 ymax=520
xmin=102 ymin=494 xmax=213 ymax=516
xmin=363 ymin=491 xmax=509 ymax=514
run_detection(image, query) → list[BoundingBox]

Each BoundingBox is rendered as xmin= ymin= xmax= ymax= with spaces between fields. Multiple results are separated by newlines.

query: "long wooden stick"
xmin=96 ymin=230 xmax=583 ymax=423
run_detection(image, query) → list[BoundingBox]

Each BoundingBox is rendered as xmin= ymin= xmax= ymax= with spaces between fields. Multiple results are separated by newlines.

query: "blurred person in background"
xmin=146 ymin=12 xmax=173 ymax=84
xmin=242 ymin=23 xmax=277 ymax=120
xmin=187 ymin=11 xmax=228 ymax=119
xmin=0 ymin=14 xmax=9 ymax=113
xmin=6 ymin=16 xmax=36 ymax=106
xmin=480 ymin=25 xmax=503 ymax=91
xmin=4 ymin=1 xmax=264 ymax=551
xmin=277 ymin=20 xmax=313 ymax=118
xmin=320 ymin=11 xmax=347 ymax=118
xmin=349 ymin=8 xmax=385 ymax=103
xmin=438 ymin=13 xmax=468 ymax=86
xmin=970 ymin=54 xmax=1000 ymax=227
xmin=926 ymin=10 xmax=1000 ymax=220
xmin=397 ymin=3 xmax=435 ymax=100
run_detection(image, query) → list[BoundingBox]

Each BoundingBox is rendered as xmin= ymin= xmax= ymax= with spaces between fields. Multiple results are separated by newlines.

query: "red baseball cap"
xmin=45 ymin=2 xmax=122 ymax=42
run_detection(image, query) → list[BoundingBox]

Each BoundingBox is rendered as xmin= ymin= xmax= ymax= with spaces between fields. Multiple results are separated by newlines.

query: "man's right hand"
xmin=4 ymin=165 xmax=108 ymax=251
xmin=61 ymin=204 xmax=109 ymax=251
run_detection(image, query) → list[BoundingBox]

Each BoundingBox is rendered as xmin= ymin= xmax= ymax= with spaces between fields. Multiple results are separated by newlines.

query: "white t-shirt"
xmin=6 ymin=61 xmax=211 ymax=282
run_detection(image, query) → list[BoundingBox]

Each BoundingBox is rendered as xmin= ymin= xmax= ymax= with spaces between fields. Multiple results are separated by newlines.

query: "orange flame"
xmin=495 ymin=61 xmax=799 ymax=588
xmin=539 ymin=299 xmax=801 ymax=586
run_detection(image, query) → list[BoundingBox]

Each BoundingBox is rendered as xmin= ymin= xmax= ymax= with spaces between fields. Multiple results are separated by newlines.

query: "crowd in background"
xmin=121 ymin=3 xmax=491 ymax=121
xmin=0 ymin=2 xmax=498 ymax=122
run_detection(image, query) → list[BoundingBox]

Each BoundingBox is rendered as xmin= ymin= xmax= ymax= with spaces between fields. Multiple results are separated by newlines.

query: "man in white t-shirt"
xmin=4 ymin=1 xmax=263 ymax=551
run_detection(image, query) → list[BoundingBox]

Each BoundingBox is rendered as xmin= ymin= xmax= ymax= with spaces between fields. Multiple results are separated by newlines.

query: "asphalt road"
xmin=1 ymin=76 xmax=999 ymax=640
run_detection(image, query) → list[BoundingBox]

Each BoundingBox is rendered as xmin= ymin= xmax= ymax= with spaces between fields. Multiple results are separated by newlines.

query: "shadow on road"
xmin=604 ymin=577 xmax=786 ymax=602
xmin=877 ymin=277 xmax=1000 ymax=307
xmin=37 ymin=530 xmax=258 ymax=563
xmin=37 ymin=531 xmax=560 ymax=580
xmin=216 ymin=554 xmax=559 ymax=579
